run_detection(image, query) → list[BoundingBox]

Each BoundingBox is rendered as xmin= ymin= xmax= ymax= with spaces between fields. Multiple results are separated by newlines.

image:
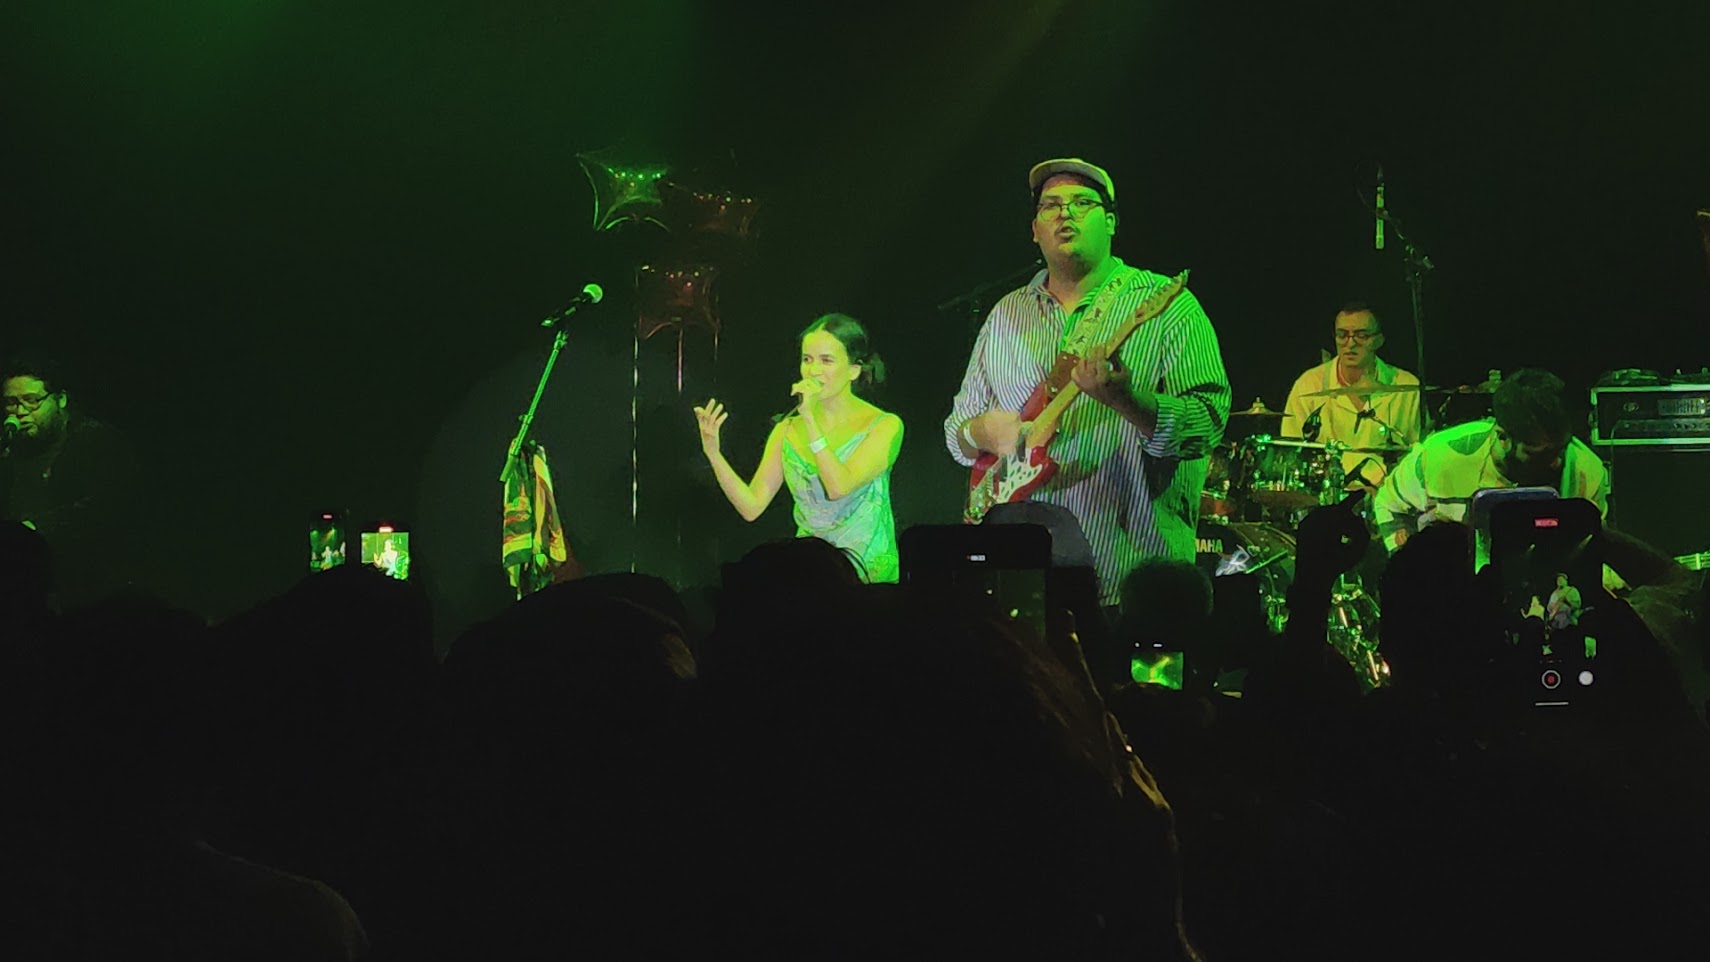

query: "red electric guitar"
xmin=964 ymin=270 xmax=1191 ymax=523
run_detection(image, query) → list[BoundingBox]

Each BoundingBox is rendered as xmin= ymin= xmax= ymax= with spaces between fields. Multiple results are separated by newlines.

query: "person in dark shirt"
xmin=1 ymin=355 xmax=140 ymax=605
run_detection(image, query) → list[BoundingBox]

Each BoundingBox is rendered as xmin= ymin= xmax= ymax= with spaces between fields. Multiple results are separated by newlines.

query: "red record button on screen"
xmin=1541 ymin=669 xmax=1562 ymax=689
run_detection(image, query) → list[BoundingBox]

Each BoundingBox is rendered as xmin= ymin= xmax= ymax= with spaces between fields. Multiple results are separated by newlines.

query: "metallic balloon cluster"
xmin=577 ymin=147 xmax=759 ymax=352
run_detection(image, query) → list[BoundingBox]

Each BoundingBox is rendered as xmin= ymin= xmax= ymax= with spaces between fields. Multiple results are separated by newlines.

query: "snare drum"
xmin=1231 ymin=437 xmax=1344 ymax=511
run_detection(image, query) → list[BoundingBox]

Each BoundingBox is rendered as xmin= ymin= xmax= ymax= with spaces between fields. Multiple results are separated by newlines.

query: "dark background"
xmin=5 ymin=0 xmax=1707 ymax=639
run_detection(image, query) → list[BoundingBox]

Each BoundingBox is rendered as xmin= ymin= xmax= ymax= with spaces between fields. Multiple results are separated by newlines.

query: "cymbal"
xmin=1229 ymin=397 xmax=1282 ymax=417
xmin=1424 ymin=384 xmax=1494 ymax=395
xmin=1301 ymin=383 xmax=1423 ymax=399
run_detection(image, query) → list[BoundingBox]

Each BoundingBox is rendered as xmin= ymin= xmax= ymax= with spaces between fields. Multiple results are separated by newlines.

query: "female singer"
xmin=693 ymin=313 xmax=902 ymax=582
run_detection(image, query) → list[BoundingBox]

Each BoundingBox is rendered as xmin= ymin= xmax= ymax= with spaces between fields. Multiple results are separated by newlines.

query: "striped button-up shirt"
xmin=944 ymin=260 xmax=1231 ymax=603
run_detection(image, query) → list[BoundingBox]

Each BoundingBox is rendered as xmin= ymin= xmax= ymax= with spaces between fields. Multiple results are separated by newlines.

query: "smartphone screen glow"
xmin=360 ymin=530 xmax=411 ymax=580
xmin=309 ymin=513 xmax=346 ymax=572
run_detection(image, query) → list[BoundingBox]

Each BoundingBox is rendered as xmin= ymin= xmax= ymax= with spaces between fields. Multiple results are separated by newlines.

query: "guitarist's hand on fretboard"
xmin=1070 ymin=342 xmax=1131 ymax=406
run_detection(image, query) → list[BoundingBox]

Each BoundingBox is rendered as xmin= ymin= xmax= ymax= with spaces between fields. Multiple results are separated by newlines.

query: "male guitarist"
xmin=945 ymin=158 xmax=1231 ymax=604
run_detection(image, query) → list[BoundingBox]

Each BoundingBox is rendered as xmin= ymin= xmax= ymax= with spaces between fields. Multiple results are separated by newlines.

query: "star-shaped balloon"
xmin=637 ymin=263 xmax=720 ymax=393
xmin=636 ymin=263 xmax=720 ymax=342
xmin=659 ymin=180 xmax=760 ymax=241
xmin=578 ymin=149 xmax=670 ymax=232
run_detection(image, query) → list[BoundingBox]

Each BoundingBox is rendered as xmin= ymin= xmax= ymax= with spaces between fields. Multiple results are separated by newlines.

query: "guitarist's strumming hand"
xmin=966 ymin=410 xmax=1023 ymax=457
xmin=1072 ymin=343 xmax=1159 ymax=435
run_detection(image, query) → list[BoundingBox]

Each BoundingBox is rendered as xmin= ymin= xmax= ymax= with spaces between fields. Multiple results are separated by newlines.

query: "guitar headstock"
xmin=1131 ymin=269 xmax=1190 ymax=321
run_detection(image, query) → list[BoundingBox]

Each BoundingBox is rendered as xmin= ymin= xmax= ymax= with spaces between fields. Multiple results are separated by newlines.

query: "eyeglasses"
xmin=1334 ymin=330 xmax=1378 ymax=343
xmin=1036 ymin=197 xmax=1106 ymax=221
xmin=1 ymin=393 xmax=51 ymax=413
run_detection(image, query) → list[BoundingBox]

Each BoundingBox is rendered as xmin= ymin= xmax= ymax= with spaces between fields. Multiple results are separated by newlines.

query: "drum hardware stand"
xmin=1214 ymin=544 xmax=1289 ymax=577
xmin=1328 ymin=575 xmax=1389 ymax=689
xmin=1342 ymin=457 xmax=1381 ymax=489
xmin=1354 ymin=406 xmax=1402 ymax=443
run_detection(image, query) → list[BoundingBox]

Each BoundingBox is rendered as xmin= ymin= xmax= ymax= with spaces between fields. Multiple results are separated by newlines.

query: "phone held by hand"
xmin=1483 ymin=494 xmax=1602 ymax=709
xmin=309 ymin=510 xmax=347 ymax=573
xmin=900 ymin=523 xmax=1050 ymax=640
xmin=1469 ymin=486 xmax=1558 ymax=573
xmin=359 ymin=522 xmax=411 ymax=581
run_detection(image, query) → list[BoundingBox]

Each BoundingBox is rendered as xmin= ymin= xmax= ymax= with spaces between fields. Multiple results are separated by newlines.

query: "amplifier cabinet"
xmin=1605 ymin=445 xmax=1710 ymax=558
xmin=1591 ymin=384 xmax=1710 ymax=446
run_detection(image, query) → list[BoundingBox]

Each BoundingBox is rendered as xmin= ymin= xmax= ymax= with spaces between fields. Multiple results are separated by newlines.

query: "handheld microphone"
xmin=2 ymin=415 xmax=21 ymax=442
xmin=1374 ymin=166 xmax=1386 ymax=251
xmin=772 ymin=378 xmax=824 ymax=423
xmin=540 ymin=282 xmax=605 ymax=328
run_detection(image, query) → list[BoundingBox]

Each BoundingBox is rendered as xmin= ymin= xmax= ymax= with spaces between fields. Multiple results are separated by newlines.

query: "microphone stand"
xmin=500 ymin=297 xmax=597 ymax=484
xmin=499 ymin=327 xmax=571 ymax=485
xmin=499 ymin=298 xmax=593 ymax=597
xmin=937 ymin=259 xmax=1044 ymax=341
xmin=1365 ymin=177 xmax=1434 ymax=429
xmin=1354 ymin=406 xmax=1402 ymax=445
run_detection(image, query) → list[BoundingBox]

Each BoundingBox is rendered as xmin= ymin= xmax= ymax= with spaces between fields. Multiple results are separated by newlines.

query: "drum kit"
xmin=1196 ymin=384 xmax=1433 ymax=689
xmin=1205 ymin=386 xmax=1421 ymax=521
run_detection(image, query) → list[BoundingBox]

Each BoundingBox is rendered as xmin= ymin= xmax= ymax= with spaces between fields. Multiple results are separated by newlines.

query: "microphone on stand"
xmin=1355 ymin=406 xmax=1399 ymax=442
xmin=1374 ymin=166 xmax=1386 ymax=251
xmin=1 ymin=415 xmax=21 ymax=458
xmin=540 ymin=282 xmax=605 ymax=328
xmin=1302 ymin=405 xmax=1324 ymax=442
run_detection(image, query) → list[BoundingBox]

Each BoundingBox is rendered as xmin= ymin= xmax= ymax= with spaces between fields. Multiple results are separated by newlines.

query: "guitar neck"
xmin=1029 ymin=270 xmax=1190 ymax=438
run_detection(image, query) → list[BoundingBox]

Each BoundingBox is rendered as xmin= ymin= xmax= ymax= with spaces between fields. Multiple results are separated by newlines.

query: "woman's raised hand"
xmin=692 ymin=399 xmax=728 ymax=457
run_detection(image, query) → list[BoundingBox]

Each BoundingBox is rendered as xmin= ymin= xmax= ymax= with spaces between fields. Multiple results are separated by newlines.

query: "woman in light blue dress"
xmin=693 ymin=314 xmax=902 ymax=582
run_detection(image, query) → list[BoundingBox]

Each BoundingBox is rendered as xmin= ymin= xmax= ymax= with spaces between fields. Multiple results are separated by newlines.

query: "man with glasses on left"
xmin=1281 ymin=302 xmax=1422 ymax=489
xmin=2 ymin=354 xmax=139 ymax=604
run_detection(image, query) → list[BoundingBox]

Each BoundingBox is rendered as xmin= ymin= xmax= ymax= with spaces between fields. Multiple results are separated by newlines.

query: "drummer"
xmin=1281 ymin=302 xmax=1422 ymax=488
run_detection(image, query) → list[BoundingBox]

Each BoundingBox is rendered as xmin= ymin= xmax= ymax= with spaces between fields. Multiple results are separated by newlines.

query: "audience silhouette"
xmin=3 ymin=509 xmax=1707 ymax=960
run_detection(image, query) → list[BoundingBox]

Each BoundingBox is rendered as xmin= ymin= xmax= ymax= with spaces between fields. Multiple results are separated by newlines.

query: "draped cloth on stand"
xmin=502 ymin=442 xmax=577 ymax=594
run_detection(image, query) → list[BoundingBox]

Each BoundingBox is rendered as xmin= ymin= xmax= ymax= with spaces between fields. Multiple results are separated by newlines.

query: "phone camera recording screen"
xmin=309 ymin=513 xmax=346 ymax=572
xmin=1488 ymin=499 xmax=1601 ymax=708
xmin=361 ymin=527 xmax=411 ymax=580
xmin=965 ymin=564 xmax=1048 ymax=638
xmin=899 ymin=525 xmax=1051 ymax=639
xmin=1131 ymin=644 xmax=1184 ymax=689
